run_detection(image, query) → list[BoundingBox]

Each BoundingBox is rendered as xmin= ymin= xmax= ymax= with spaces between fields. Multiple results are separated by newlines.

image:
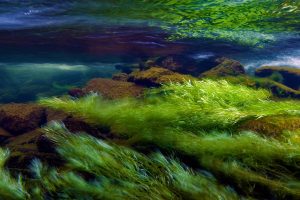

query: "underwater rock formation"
xmin=200 ymin=57 xmax=245 ymax=78
xmin=154 ymin=55 xmax=200 ymax=75
xmin=112 ymin=73 xmax=130 ymax=82
xmin=239 ymin=116 xmax=300 ymax=137
xmin=0 ymin=104 xmax=46 ymax=135
xmin=82 ymin=78 xmax=144 ymax=99
xmin=128 ymin=67 xmax=195 ymax=87
xmin=223 ymin=75 xmax=300 ymax=98
xmin=255 ymin=66 xmax=300 ymax=90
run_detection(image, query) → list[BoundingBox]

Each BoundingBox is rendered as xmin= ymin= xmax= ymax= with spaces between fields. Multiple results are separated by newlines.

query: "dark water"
xmin=0 ymin=1 xmax=299 ymax=103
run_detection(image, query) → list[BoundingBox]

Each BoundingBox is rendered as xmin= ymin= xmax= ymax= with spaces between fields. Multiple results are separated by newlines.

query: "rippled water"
xmin=0 ymin=1 xmax=299 ymax=103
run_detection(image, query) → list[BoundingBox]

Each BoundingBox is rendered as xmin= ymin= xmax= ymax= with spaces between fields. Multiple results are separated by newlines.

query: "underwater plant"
xmin=41 ymin=80 xmax=300 ymax=134
xmin=0 ymin=123 xmax=239 ymax=200
xmin=40 ymin=80 xmax=300 ymax=198
xmin=69 ymin=0 xmax=300 ymax=46
xmin=0 ymin=149 xmax=27 ymax=200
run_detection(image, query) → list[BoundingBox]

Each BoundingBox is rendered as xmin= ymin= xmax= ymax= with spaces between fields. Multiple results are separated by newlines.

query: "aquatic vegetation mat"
xmin=0 ymin=123 xmax=239 ymax=200
xmin=69 ymin=0 xmax=300 ymax=46
xmin=41 ymin=80 xmax=300 ymax=133
xmin=40 ymin=80 xmax=300 ymax=198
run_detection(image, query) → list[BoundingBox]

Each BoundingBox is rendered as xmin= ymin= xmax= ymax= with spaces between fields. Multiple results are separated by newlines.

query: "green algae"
xmin=40 ymin=80 xmax=300 ymax=133
xmin=71 ymin=0 xmax=300 ymax=46
xmin=39 ymin=79 xmax=300 ymax=198
xmin=1 ymin=80 xmax=300 ymax=199
xmin=0 ymin=123 xmax=239 ymax=200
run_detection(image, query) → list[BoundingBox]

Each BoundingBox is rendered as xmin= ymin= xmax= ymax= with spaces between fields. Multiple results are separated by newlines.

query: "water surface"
xmin=0 ymin=0 xmax=299 ymax=102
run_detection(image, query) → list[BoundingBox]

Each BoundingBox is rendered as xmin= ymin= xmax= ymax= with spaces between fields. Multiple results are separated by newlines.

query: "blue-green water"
xmin=0 ymin=0 xmax=299 ymax=103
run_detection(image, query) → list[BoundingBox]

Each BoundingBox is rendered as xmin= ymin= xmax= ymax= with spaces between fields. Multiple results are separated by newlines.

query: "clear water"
xmin=0 ymin=0 xmax=299 ymax=103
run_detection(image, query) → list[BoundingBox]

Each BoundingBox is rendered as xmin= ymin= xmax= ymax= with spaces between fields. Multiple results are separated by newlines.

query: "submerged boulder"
xmin=82 ymin=78 xmax=144 ymax=99
xmin=255 ymin=66 xmax=300 ymax=90
xmin=0 ymin=104 xmax=46 ymax=135
xmin=0 ymin=127 xmax=12 ymax=144
xmin=153 ymin=54 xmax=223 ymax=76
xmin=112 ymin=73 xmax=130 ymax=82
xmin=239 ymin=116 xmax=300 ymax=137
xmin=5 ymin=129 xmax=60 ymax=171
xmin=128 ymin=67 xmax=196 ymax=87
xmin=200 ymin=57 xmax=245 ymax=78
xmin=68 ymin=88 xmax=85 ymax=98
xmin=223 ymin=75 xmax=300 ymax=98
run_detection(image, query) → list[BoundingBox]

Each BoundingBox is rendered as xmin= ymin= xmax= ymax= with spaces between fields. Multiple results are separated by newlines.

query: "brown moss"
xmin=255 ymin=66 xmax=300 ymax=90
xmin=83 ymin=78 xmax=145 ymax=99
xmin=200 ymin=57 xmax=245 ymax=78
xmin=0 ymin=104 xmax=46 ymax=135
xmin=128 ymin=67 xmax=196 ymax=87
xmin=238 ymin=116 xmax=300 ymax=137
xmin=222 ymin=75 xmax=300 ymax=98
xmin=112 ymin=73 xmax=130 ymax=82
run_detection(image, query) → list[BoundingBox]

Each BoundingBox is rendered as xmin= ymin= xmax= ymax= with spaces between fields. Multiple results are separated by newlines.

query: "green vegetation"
xmin=0 ymin=123 xmax=239 ymax=199
xmin=223 ymin=75 xmax=300 ymax=98
xmin=1 ymin=79 xmax=300 ymax=199
xmin=41 ymin=80 xmax=300 ymax=133
xmin=71 ymin=0 xmax=300 ymax=45
xmin=38 ymin=80 xmax=300 ymax=198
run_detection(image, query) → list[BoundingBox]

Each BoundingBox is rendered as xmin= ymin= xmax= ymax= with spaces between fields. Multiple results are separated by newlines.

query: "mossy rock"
xmin=200 ymin=57 xmax=245 ymax=78
xmin=128 ymin=67 xmax=196 ymax=87
xmin=82 ymin=78 xmax=145 ymax=99
xmin=255 ymin=66 xmax=300 ymax=90
xmin=0 ymin=104 xmax=47 ymax=135
xmin=239 ymin=116 xmax=300 ymax=137
xmin=223 ymin=75 xmax=300 ymax=98
xmin=112 ymin=72 xmax=130 ymax=82
xmin=4 ymin=129 xmax=60 ymax=172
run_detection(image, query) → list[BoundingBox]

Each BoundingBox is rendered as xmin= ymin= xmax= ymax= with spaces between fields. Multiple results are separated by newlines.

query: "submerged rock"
xmin=82 ymin=78 xmax=144 ymax=99
xmin=0 ymin=104 xmax=46 ymax=135
xmin=112 ymin=73 xmax=130 ymax=82
xmin=0 ymin=127 xmax=12 ymax=144
xmin=200 ymin=57 xmax=245 ymax=78
xmin=255 ymin=66 xmax=300 ymax=90
xmin=223 ymin=75 xmax=300 ymax=98
xmin=239 ymin=116 xmax=300 ymax=137
xmin=154 ymin=54 xmax=219 ymax=76
xmin=68 ymin=88 xmax=85 ymax=98
xmin=5 ymin=129 xmax=60 ymax=171
xmin=128 ymin=67 xmax=196 ymax=87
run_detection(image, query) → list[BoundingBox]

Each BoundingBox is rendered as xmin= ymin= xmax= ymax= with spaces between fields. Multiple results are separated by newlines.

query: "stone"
xmin=5 ymin=129 xmax=60 ymax=171
xmin=255 ymin=66 xmax=300 ymax=90
xmin=128 ymin=67 xmax=196 ymax=87
xmin=0 ymin=127 xmax=13 ymax=144
xmin=223 ymin=75 xmax=300 ymax=98
xmin=0 ymin=104 xmax=46 ymax=135
xmin=68 ymin=88 xmax=85 ymax=98
xmin=155 ymin=55 xmax=201 ymax=76
xmin=112 ymin=73 xmax=129 ymax=82
xmin=200 ymin=57 xmax=245 ymax=78
xmin=239 ymin=116 xmax=300 ymax=137
xmin=82 ymin=78 xmax=144 ymax=99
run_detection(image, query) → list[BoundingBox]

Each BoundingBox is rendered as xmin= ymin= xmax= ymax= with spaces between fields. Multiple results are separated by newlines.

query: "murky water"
xmin=0 ymin=0 xmax=299 ymax=103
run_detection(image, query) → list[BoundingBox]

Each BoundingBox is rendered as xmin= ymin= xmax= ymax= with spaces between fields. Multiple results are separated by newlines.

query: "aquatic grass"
xmin=0 ymin=149 xmax=27 ymax=200
xmin=31 ymin=122 xmax=238 ymax=200
xmin=40 ymin=80 xmax=300 ymax=198
xmin=40 ymin=80 xmax=300 ymax=134
xmin=136 ymin=130 xmax=300 ymax=198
